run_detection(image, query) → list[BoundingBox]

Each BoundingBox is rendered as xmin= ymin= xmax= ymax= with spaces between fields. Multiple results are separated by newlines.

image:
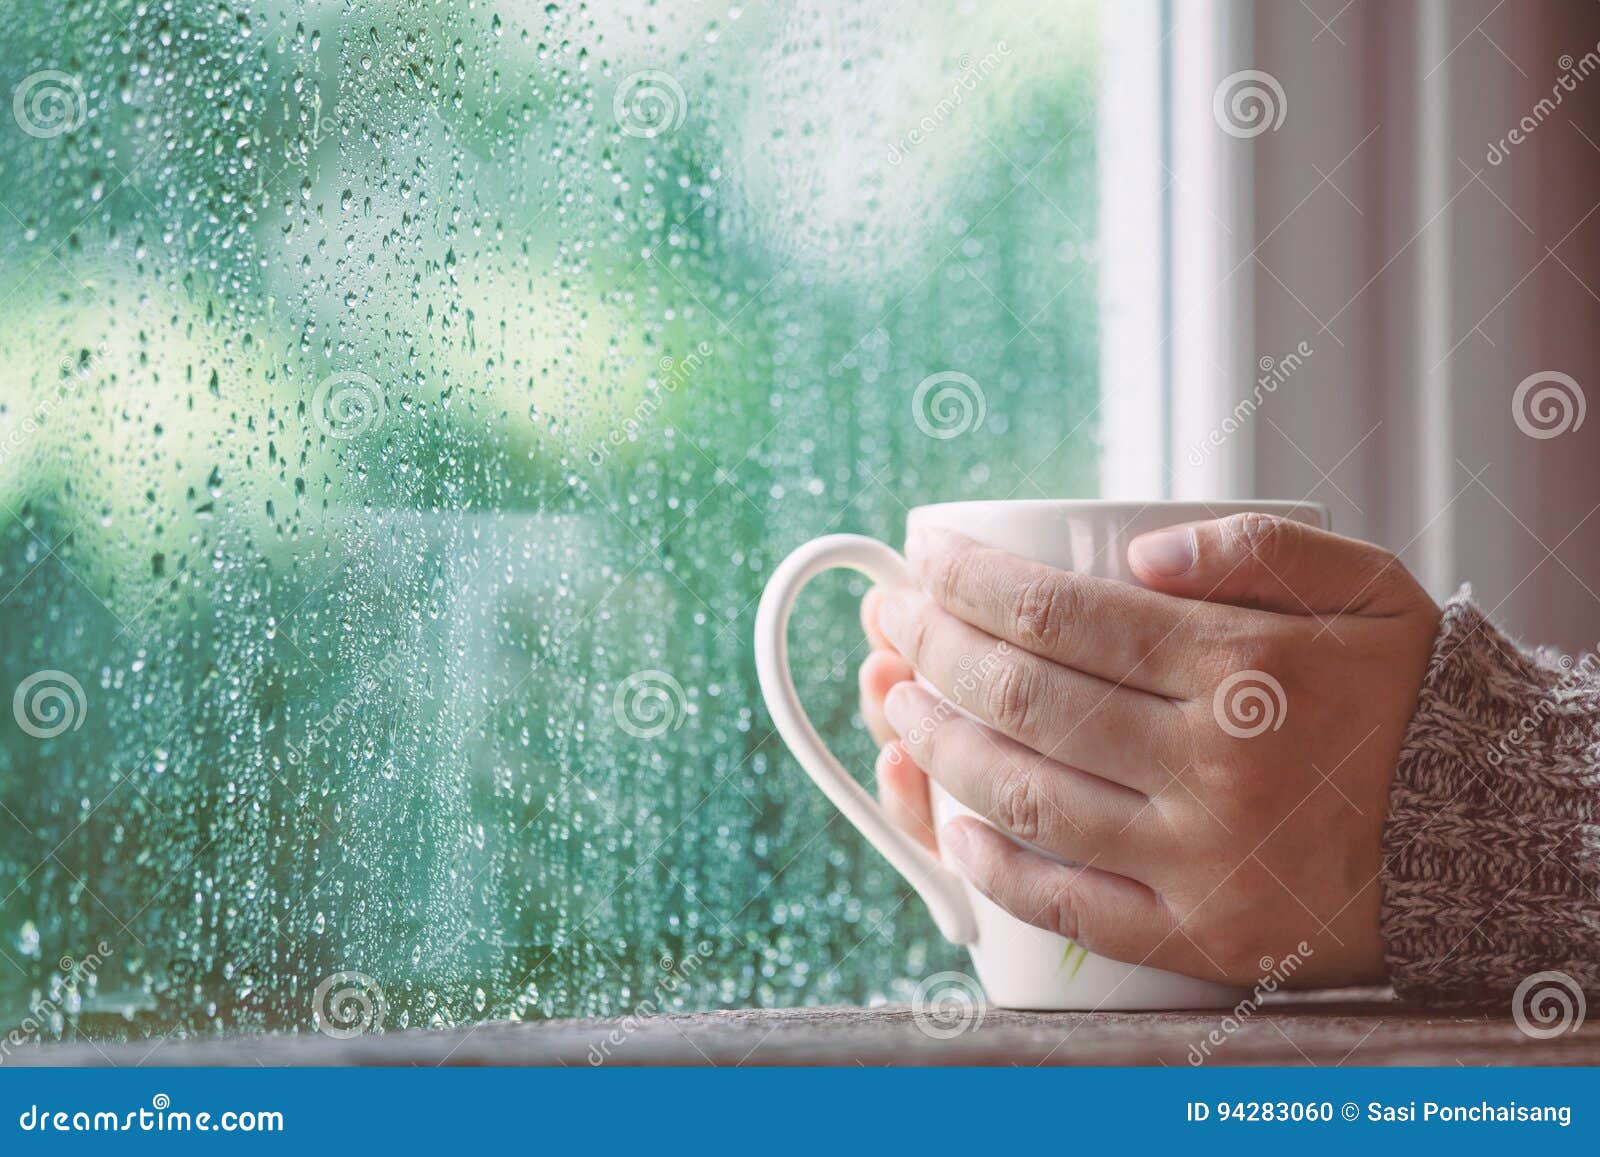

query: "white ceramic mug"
xmin=754 ymin=499 xmax=1328 ymax=1010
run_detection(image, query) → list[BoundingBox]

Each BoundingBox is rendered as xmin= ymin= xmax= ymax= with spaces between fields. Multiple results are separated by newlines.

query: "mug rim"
xmin=909 ymin=497 xmax=1329 ymax=519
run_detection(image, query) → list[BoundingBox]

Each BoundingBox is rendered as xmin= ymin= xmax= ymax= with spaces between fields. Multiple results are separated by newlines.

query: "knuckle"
xmin=1224 ymin=630 xmax=1283 ymax=678
xmin=1188 ymin=924 xmax=1234 ymax=978
xmin=901 ymin=601 xmax=936 ymax=664
xmin=923 ymin=539 xmax=966 ymax=605
xmin=1222 ymin=511 xmax=1288 ymax=561
xmin=1205 ymin=924 xmax=1260 ymax=982
xmin=1013 ymin=573 xmax=1070 ymax=653
xmin=1133 ymin=627 xmax=1178 ymax=683
xmin=1355 ymin=546 xmax=1417 ymax=603
xmin=983 ymin=657 xmax=1039 ymax=739
xmin=1048 ymin=881 xmax=1084 ymax=942
xmin=994 ymin=764 xmax=1045 ymax=844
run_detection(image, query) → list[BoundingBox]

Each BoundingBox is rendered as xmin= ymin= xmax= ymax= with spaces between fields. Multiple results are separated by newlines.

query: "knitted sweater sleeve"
xmin=1381 ymin=587 xmax=1600 ymax=1005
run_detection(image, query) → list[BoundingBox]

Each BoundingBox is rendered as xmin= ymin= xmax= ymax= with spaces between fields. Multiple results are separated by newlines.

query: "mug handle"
xmin=754 ymin=534 xmax=978 ymax=946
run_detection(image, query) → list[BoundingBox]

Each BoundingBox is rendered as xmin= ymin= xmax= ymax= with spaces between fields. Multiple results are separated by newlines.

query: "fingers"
xmin=941 ymin=818 xmax=1180 ymax=971
xmin=859 ymin=649 xmax=915 ymax=746
xmin=876 ymin=588 xmax=1184 ymax=791
xmin=860 ymin=587 xmax=895 ymax=652
xmin=1128 ymin=512 xmax=1430 ymax=618
xmin=876 ymin=741 xmax=938 ymax=855
xmin=863 ymin=592 xmax=933 ymax=853
xmin=883 ymin=681 xmax=1156 ymax=880
xmin=907 ymin=527 xmax=1207 ymax=698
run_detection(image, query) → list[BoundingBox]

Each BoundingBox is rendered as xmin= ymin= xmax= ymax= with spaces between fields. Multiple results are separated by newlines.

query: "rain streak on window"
xmin=0 ymin=1 xmax=1099 ymax=1039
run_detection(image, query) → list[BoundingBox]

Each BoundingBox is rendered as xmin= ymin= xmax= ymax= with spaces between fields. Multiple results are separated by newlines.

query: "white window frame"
xmin=1098 ymin=0 xmax=1256 ymax=501
xmin=1096 ymin=0 xmax=1169 ymax=499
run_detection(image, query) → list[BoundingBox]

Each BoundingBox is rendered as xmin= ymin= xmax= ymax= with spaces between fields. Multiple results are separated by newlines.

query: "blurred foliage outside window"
xmin=0 ymin=0 xmax=1100 ymax=1039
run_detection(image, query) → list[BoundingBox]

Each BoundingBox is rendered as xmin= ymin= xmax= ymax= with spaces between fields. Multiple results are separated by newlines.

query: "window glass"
xmin=0 ymin=0 xmax=1099 ymax=1038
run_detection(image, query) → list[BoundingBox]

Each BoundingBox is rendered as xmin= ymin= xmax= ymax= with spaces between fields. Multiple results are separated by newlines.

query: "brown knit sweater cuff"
xmin=1380 ymin=586 xmax=1600 ymax=1005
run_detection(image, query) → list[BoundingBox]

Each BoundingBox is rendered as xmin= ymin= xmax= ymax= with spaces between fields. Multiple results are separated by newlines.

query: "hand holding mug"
xmin=861 ymin=511 xmax=1440 ymax=990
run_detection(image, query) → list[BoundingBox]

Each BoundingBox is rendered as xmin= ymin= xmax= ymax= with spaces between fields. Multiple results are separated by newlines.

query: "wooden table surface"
xmin=19 ymin=990 xmax=1600 ymax=1066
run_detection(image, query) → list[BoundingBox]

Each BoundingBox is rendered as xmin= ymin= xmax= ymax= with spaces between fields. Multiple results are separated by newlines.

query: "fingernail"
xmin=883 ymin=682 xmax=918 ymax=734
xmin=876 ymin=590 xmax=906 ymax=636
xmin=939 ymin=821 xmax=971 ymax=863
xmin=1130 ymin=527 xmax=1197 ymax=576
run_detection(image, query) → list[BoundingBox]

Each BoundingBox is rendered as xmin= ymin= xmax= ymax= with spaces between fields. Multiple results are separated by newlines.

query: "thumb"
xmin=1127 ymin=511 xmax=1422 ymax=617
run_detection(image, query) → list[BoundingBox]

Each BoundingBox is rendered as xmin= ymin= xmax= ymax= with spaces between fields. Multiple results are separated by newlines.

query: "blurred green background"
xmin=0 ymin=0 xmax=1099 ymax=1040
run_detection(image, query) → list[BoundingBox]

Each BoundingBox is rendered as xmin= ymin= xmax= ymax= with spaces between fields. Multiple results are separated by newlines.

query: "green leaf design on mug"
xmin=1058 ymin=941 xmax=1090 ymax=979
